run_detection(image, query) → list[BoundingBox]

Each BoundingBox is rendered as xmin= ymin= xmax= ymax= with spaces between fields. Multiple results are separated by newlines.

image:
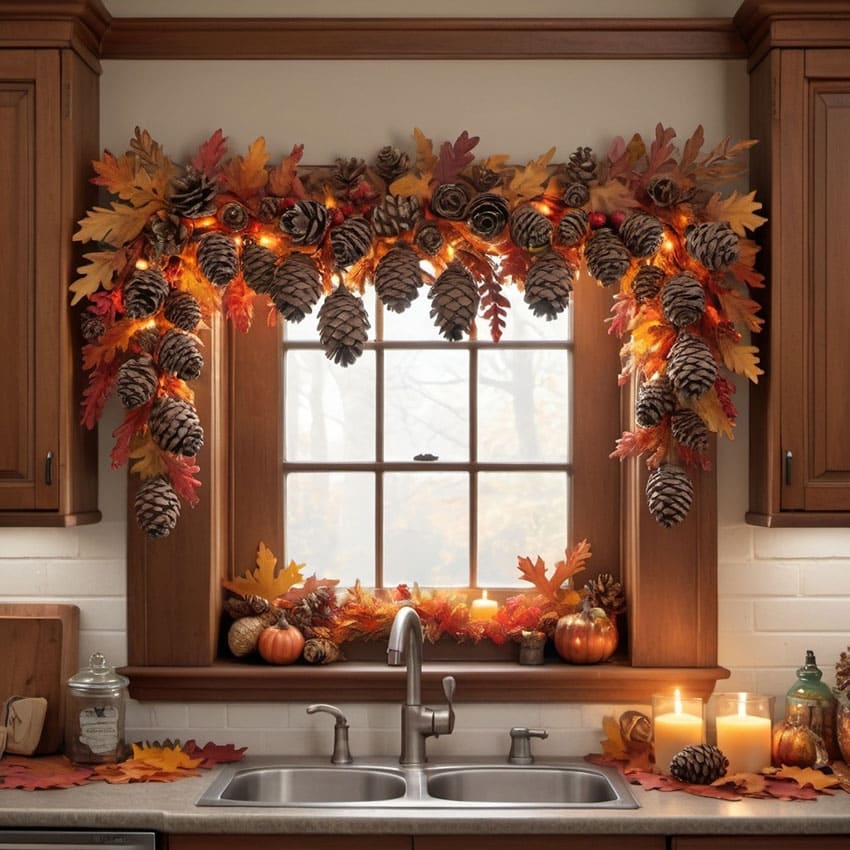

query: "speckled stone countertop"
xmin=1 ymin=757 xmax=849 ymax=836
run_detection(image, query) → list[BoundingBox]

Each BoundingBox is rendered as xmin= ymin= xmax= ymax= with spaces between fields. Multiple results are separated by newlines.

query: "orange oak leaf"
xmin=0 ymin=755 xmax=93 ymax=790
xmin=190 ymin=129 xmax=228 ymax=178
xmin=776 ymin=765 xmax=841 ymax=792
xmin=220 ymin=137 xmax=270 ymax=202
xmin=517 ymin=539 xmax=591 ymax=601
xmin=502 ymin=147 xmax=556 ymax=204
xmin=222 ymin=542 xmax=305 ymax=600
xmin=268 ymin=143 xmax=305 ymax=198
xmin=705 ymin=189 xmax=767 ymax=236
xmin=74 ymin=200 xmax=162 ymax=249
xmin=131 ymin=742 xmax=204 ymax=773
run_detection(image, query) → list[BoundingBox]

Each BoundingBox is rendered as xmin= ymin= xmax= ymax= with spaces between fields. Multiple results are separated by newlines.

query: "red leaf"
xmin=609 ymin=426 xmax=664 ymax=461
xmin=432 ymin=131 xmax=480 ymax=185
xmin=608 ymin=292 xmax=636 ymax=338
xmin=111 ymin=403 xmax=152 ymax=470
xmin=479 ymin=277 xmax=509 ymax=343
xmin=714 ymin=375 xmax=738 ymax=422
xmin=163 ymin=453 xmax=202 ymax=506
xmin=645 ymin=123 xmax=678 ymax=180
xmin=223 ymin=275 xmax=254 ymax=333
xmin=280 ymin=573 xmax=341 ymax=605
xmin=0 ymin=755 xmax=94 ymax=790
xmin=80 ymin=359 xmax=119 ymax=430
xmin=182 ymin=739 xmax=246 ymax=768
xmin=190 ymin=129 xmax=227 ymax=178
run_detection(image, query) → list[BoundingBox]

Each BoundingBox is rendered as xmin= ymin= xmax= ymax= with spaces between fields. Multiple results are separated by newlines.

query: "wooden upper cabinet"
xmin=0 ymin=2 xmax=109 ymax=525
xmin=737 ymin=1 xmax=850 ymax=526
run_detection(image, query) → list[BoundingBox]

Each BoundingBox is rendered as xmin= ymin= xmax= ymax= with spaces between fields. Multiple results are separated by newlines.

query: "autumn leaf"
xmin=389 ymin=171 xmax=432 ymax=199
xmin=600 ymin=715 xmax=627 ymax=759
xmin=70 ymin=250 xmax=123 ymax=305
xmin=433 ymin=130 xmax=480 ymax=185
xmin=676 ymin=124 xmax=705 ymax=178
xmin=776 ymin=765 xmax=841 ymax=792
xmin=268 ymin=143 xmax=305 ymax=197
xmin=412 ymin=126 xmax=437 ymax=175
xmin=128 ymin=430 xmax=168 ymax=478
xmin=75 ymin=200 xmax=162 ymax=248
xmin=220 ymin=137 xmax=270 ymax=202
xmin=91 ymin=150 xmax=140 ymax=197
xmin=502 ymin=147 xmax=556 ymax=204
xmin=222 ymin=542 xmax=305 ymax=600
xmin=589 ymin=179 xmax=641 ymax=214
xmin=715 ymin=287 xmax=765 ymax=333
xmin=481 ymin=153 xmax=509 ymax=173
xmin=162 ymin=453 xmax=201 ymax=506
xmin=517 ymin=539 xmax=591 ymax=601
xmin=690 ymin=388 xmax=735 ymax=439
xmin=0 ymin=755 xmax=94 ymax=790
xmin=82 ymin=318 xmax=146 ymax=370
xmin=705 ymin=190 xmax=767 ymax=236
xmin=80 ymin=359 xmax=119 ymax=430
xmin=479 ymin=276 xmax=509 ymax=343
xmin=644 ymin=123 xmax=678 ymax=179
xmin=717 ymin=335 xmax=763 ymax=382
xmin=190 ymin=128 xmax=228 ymax=178
xmin=182 ymin=739 xmax=247 ymax=768
xmin=130 ymin=127 xmax=175 ymax=180
xmin=222 ymin=275 xmax=255 ymax=333
xmin=609 ymin=425 xmax=665 ymax=461
xmin=280 ymin=573 xmax=340 ymax=605
xmin=109 ymin=403 xmax=150 ymax=468
xmin=131 ymin=742 xmax=204 ymax=773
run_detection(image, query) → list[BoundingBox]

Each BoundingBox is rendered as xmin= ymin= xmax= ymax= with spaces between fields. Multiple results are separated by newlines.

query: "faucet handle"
xmin=442 ymin=675 xmax=456 ymax=704
xmin=432 ymin=675 xmax=456 ymax=737
xmin=508 ymin=726 xmax=548 ymax=764
xmin=307 ymin=703 xmax=353 ymax=764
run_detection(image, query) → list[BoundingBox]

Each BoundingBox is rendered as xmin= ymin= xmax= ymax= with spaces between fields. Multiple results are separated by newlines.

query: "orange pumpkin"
xmin=257 ymin=613 xmax=305 ymax=665
xmin=553 ymin=603 xmax=618 ymax=664
xmin=772 ymin=721 xmax=829 ymax=768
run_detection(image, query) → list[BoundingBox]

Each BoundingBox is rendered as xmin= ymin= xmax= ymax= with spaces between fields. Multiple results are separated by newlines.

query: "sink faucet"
xmin=386 ymin=606 xmax=455 ymax=765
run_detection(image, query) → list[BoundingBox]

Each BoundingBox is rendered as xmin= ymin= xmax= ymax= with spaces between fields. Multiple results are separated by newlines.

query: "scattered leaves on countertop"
xmin=0 ymin=755 xmax=93 ymax=791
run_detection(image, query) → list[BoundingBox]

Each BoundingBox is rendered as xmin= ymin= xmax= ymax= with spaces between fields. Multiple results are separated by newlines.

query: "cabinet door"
xmin=168 ymin=836 xmax=411 ymax=850
xmin=673 ymin=837 xmax=850 ymax=850
xmin=415 ymin=837 xmax=664 ymax=850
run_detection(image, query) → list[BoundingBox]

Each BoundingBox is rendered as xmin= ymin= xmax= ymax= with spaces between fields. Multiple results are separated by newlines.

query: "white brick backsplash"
xmin=226 ymin=703 xmax=289 ymax=729
xmin=718 ymin=598 xmax=754 ymax=632
xmin=717 ymin=525 xmax=753 ymax=562
xmin=0 ymin=561 xmax=47 ymax=594
xmin=753 ymin=526 xmax=850 ymax=559
xmin=73 ymin=597 xmax=127 ymax=631
xmin=150 ymin=703 xmax=189 ymax=729
xmin=44 ymin=559 xmax=126 ymax=596
xmin=78 ymin=631 xmax=127 ymax=668
xmin=801 ymin=561 xmax=850 ymax=594
xmin=77 ymin=521 xmax=126 ymax=560
xmin=539 ymin=703 xmax=584 ymax=729
xmin=755 ymin=599 xmax=850 ymax=631
xmin=188 ymin=705 xmax=229 ymax=729
xmin=0 ymin=527 xmax=79 ymax=558
xmin=718 ymin=560 xmax=800 ymax=596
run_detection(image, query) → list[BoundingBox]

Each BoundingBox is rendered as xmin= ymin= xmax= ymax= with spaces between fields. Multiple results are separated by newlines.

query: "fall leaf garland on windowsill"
xmin=71 ymin=125 xmax=766 ymax=538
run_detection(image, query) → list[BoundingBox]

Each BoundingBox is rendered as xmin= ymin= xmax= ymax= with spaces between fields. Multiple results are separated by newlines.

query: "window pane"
xmin=383 ymin=472 xmax=468 ymax=587
xmin=381 ymin=280 xmax=439 ymax=341
xmin=285 ymin=472 xmax=374 ymax=586
xmin=384 ymin=349 xmax=468 ymax=462
xmin=477 ymin=471 xmax=568 ymax=587
xmin=478 ymin=349 xmax=569 ymax=462
xmin=284 ymin=286 xmax=375 ymax=342
xmin=498 ymin=299 xmax=571 ymax=342
xmin=284 ymin=350 xmax=375 ymax=462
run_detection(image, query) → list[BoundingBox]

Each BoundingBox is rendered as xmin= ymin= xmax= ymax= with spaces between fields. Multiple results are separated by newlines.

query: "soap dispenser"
xmin=783 ymin=649 xmax=839 ymax=762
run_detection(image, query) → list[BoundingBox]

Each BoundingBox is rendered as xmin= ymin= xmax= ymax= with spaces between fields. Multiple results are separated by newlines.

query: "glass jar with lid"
xmin=783 ymin=649 xmax=839 ymax=762
xmin=64 ymin=652 xmax=129 ymax=764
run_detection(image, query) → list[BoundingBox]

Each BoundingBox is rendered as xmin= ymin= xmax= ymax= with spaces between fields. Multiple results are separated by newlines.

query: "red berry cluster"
xmin=588 ymin=210 xmax=625 ymax=231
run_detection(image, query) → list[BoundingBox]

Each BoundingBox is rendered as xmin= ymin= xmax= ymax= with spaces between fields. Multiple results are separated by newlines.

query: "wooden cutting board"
xmin=0 ymin=603 xmax=79 ymax=754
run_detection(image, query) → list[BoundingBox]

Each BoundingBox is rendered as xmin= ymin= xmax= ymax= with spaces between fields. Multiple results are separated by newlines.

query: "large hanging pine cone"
xmin=123 ymin=268 xmax=170 ymax=319
xmin=466 ymin=193 xmax=510 ymax=240
xmin=562 ymin=182 xmax=590 ymax=208
xmin=645 ymin=464 xmax=694 ymax=527
xmin=317 ymin=283 xmax=371 ymax=366
xmin=635 ymin=374 xmax=675 ymax=428
xmin=685 ymin=222 xmax=740 ymax=270
xmin=116 ymin=354 xmax=159 ymax=409
xmin=631 ymin=265 xmax=665 ymax=303
xmin=523 ymin=251 xmax=573 ymax=320
xmin=667 ymin=333 xmax=718 ymax=400
xmin=429 ymin=182 xmax=471 ymax=220
xmin=330 ymin=216 xmax=372 ymax=268
xmin=170 ymin=165 xmax=217 ymax=218
xmin=149 ymin=396 xmax=204 ymax=456
xmin=584 ymin=573 xmax=626 ymax=615
xmin=565 ymin=146 xmax=597 ymax=184
xmin=647 ymin=175 xmax=681 ymax=207
xmin=510 ymin=205 xmax=553 ymax=251
xmin=557 ymin=209 xmax=589 ymax=247
xmin=661 ymin=272 xmax=706 ymax=328
xmin=218 ymin=202 xmax=250 ymax=232
xmin=671 ymin=409 xmax=710 ymax=452
xmin=620 ymin=212 xmax=664 ymax=258
xmin=332 ymin=156 xmax=367 ymax=191
xmin=270 ymin=252 xmax=323 ymax=323
xmin=163 ymin=289 xmax=202 ymax=332
xmin=429 ymin=261 xmax=479 ymax=341
xmin=374 ymin=145 xmax=410 ymax=183
xmin=196 ymin=232 xmax=239 ymax=287
xmin=375 ymin=243 xmax=423 ymax=313
xmin=371 ymin=194 xmax=422 ymax=237
xmin=156 ymin=328 xmax=203 ymax=381
xmin=669 ymin=744 xmax=728 ymax=784
xmin=134 ymin=475 xmax=181 ymax=539
xmin=585 ymin=227 xmax=630 ymax=286
xmin=414 ymin=221 xmax=444 ymax=255
xmin=241 ymin=240 xmax=278 ymax=295
xmin=279 ymin=200 xmax=330 ymax=246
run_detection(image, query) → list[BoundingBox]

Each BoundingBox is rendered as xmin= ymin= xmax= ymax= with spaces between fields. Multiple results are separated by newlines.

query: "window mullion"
xmin=469 ymin=346 xmax=478 ymax=588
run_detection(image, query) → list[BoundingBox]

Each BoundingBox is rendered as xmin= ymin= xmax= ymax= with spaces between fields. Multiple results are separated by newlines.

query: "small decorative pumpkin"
xmin=257 ymin=612 xmax=305 ymax=665
xmin=227 ymin=610 xmax=278 ymax=657
xmin=553 ymin=601 xmax=618 ymax=664
xmin=772 ymin=721 xmax=829 ymax=768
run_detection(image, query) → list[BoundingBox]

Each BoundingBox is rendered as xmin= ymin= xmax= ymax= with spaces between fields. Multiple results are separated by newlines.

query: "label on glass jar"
xmin=78 ymin=705 xmax=119 ymax=754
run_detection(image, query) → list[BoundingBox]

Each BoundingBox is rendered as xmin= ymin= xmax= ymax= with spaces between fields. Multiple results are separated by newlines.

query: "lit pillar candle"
xmin=652 ymin=690 xmax=704 ymax=774
xmin=469 ymin=590 xmax=498 ymax=621
xmin=715 ymin=693 xmax=773 ymax=774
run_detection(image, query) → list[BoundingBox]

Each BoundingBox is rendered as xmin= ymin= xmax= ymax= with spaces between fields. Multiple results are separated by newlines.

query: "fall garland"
xmin=72 ymin=125 xmax=765 ymax=538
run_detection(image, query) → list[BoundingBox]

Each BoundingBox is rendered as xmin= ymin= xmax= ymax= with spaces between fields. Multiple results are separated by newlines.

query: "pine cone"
xmin=218 ymin=201 xmax=250 ymax=232
xmin=557 ymin=209 xmax=589 ymax=247
xmin=257 ymin=196 xmax=282 ymax=223
xmin=635 ymin=374 xmax=675 ymax=428
xmin=131 ymin=326 xmax=161 ymax=355
xmin=669 ymin=744 xmax=728 ymax=784
xmin=667 ymin=333 xmax=718 ymax=400
xmin=585 ymin=573 xmax=625 ymax=615
xmin=329 ymin=216 xmax=372 ymax=268
xmin=285 ymin=587 xmax=339 ymax=637
xmin=134 ymin=476 xmax=181 ymax=539
xmin=332 ymin=156 xmax=368 ymax=191
xmin=123 ymin=268 xmax=170 ymax=319
xmin=163 ymin=290 xmax=202 ymax=332
xmin=170 ymin=165 xmax=217 ymax=218
xmin=429 ymin=261 xmax=479 ymax=341
xmin=523 ymin=251 xmax=573 ymax=320
xmin=647 ymin=175 xmax=681 ymax=207
xmin=466 ymin=193 xmax=510 ymax=240
xmin=317 ymin=283 xmax=371 ymax=366
xmin=562 ymin=181 xmax=590 ymax=208
xmin=585 ymin=227 xmax=630 ymax=286
xmin=80 ymin=311 xmax=105 ymax=342
xmin=661 ymin=272 xmax=706 ymax=328
xmin=429 ymin=182 xmax=471 ymax=220
xmin=145 ymin=212 xmax=188 ymax=259
xmin=374 ymin=145 xmax=410 ymax=184
xmin=510 ymin=205 xmax=553 ymax=251
xmin=303 ymin=638 xmax=342 ymax=664
xmin=631 ymin=265 xmax=665 ymax=303
xmin=646 ymin=464 xmax=694 ymax=527
xmin=371 ymin=194 xmax=422 ymax=237
xmin=149 ymin=396 xmax=204 ymax=456
xmin=469 ymin=164 xmax=502 ymax=192
xmin=196 ymin=232 xmax=239 ymax=287
xmin=241 ymin=240 xmax=278 ymax=295
xmin=270 ymin=252 xmax=323 ymax=323
xmin=224 ymin=594 xmax=272 ymax=618
xmin=414 ymin=221 xmax=444 ymax=255
xmin=279 ymin=200 xmax=331 ymax=246
xmin=620 ymin=212 xmax=664 ymax=258
xmin=671 ymin=409 xmax=710 ymax=452
xmin=565 ymin=146 xmax=597 ymax=183
xmin=836 ymin=647 xmax=850 ymax=692
xmin=116 ymin=354 xmax=159 ymax=409
xmin=155 ymin=328 xmax=203 ymax=381
xmin=685 ymin=222 xmax=740 ymax=270
xmin=375 ymin=243 xmax=423 ymax=313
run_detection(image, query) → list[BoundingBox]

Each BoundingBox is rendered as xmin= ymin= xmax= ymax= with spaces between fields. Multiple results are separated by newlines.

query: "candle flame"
xmin=674 ymin=688 xmax=682 ymax=714
xmin=482 ymin=590 xmax=489 ymax=601
xmin=738 ymin=692 xmax=747 ymax=718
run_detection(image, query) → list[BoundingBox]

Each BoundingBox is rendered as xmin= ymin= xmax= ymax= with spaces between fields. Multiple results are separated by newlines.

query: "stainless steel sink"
xmin=196 ymin=758 xmax=638 ymax=809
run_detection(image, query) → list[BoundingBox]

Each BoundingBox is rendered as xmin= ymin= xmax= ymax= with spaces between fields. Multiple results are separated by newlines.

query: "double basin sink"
xmin=197 ymin=757 xmax=638 ymax=809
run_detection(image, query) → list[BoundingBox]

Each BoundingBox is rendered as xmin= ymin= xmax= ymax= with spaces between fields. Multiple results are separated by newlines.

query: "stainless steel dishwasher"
xmin=0 ymin=831 xmax=156 ymax=849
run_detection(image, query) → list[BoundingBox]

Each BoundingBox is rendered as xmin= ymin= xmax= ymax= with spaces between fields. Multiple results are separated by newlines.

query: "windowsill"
xmin=121 ymin=659 xmax=730 ymax=703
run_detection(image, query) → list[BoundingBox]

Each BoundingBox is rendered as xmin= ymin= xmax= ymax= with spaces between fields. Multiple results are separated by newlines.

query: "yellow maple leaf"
xmin=176 ymin=257 xmax=221 ymax=315
xmin=705 ymin=190 xmax=767 ymax=236
xmin=222 ymin=542 xmax=305 ymax=600
xmin=74 ymin=200 xmax=162 ymax=248
xmin=502 ymin=147 xmax=556 ymax=204
xmin=389 ymin=171 xmax=432 ymax=199
xmin=481 ymin=153 xmax=509 ymax=172
xmin=220 ymin=137 xmax=270 ymax=202
xmin=715 ymin=288 xmax=765 ymax=333
xmin=717 ymin=335 xmax=763 ymax=382
xmin=691 ymin=388 xmax=735 ymax=439
xmin=131 ymin=743 xmax=203 ymax=773
xmin=412 ymin=127 xmax=437 ymax=175
xmin=92 ymin=151 xmax=141 ymax=200
xmin=776 ymin=765 xmax=841 ymax=791
xmin=589 ymin=180 xmax=641 ymax=215
xmin=69 ymin=249 xmax=124 ymax=305
xmin=128 ymin=432 xmax=167 ymax=479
